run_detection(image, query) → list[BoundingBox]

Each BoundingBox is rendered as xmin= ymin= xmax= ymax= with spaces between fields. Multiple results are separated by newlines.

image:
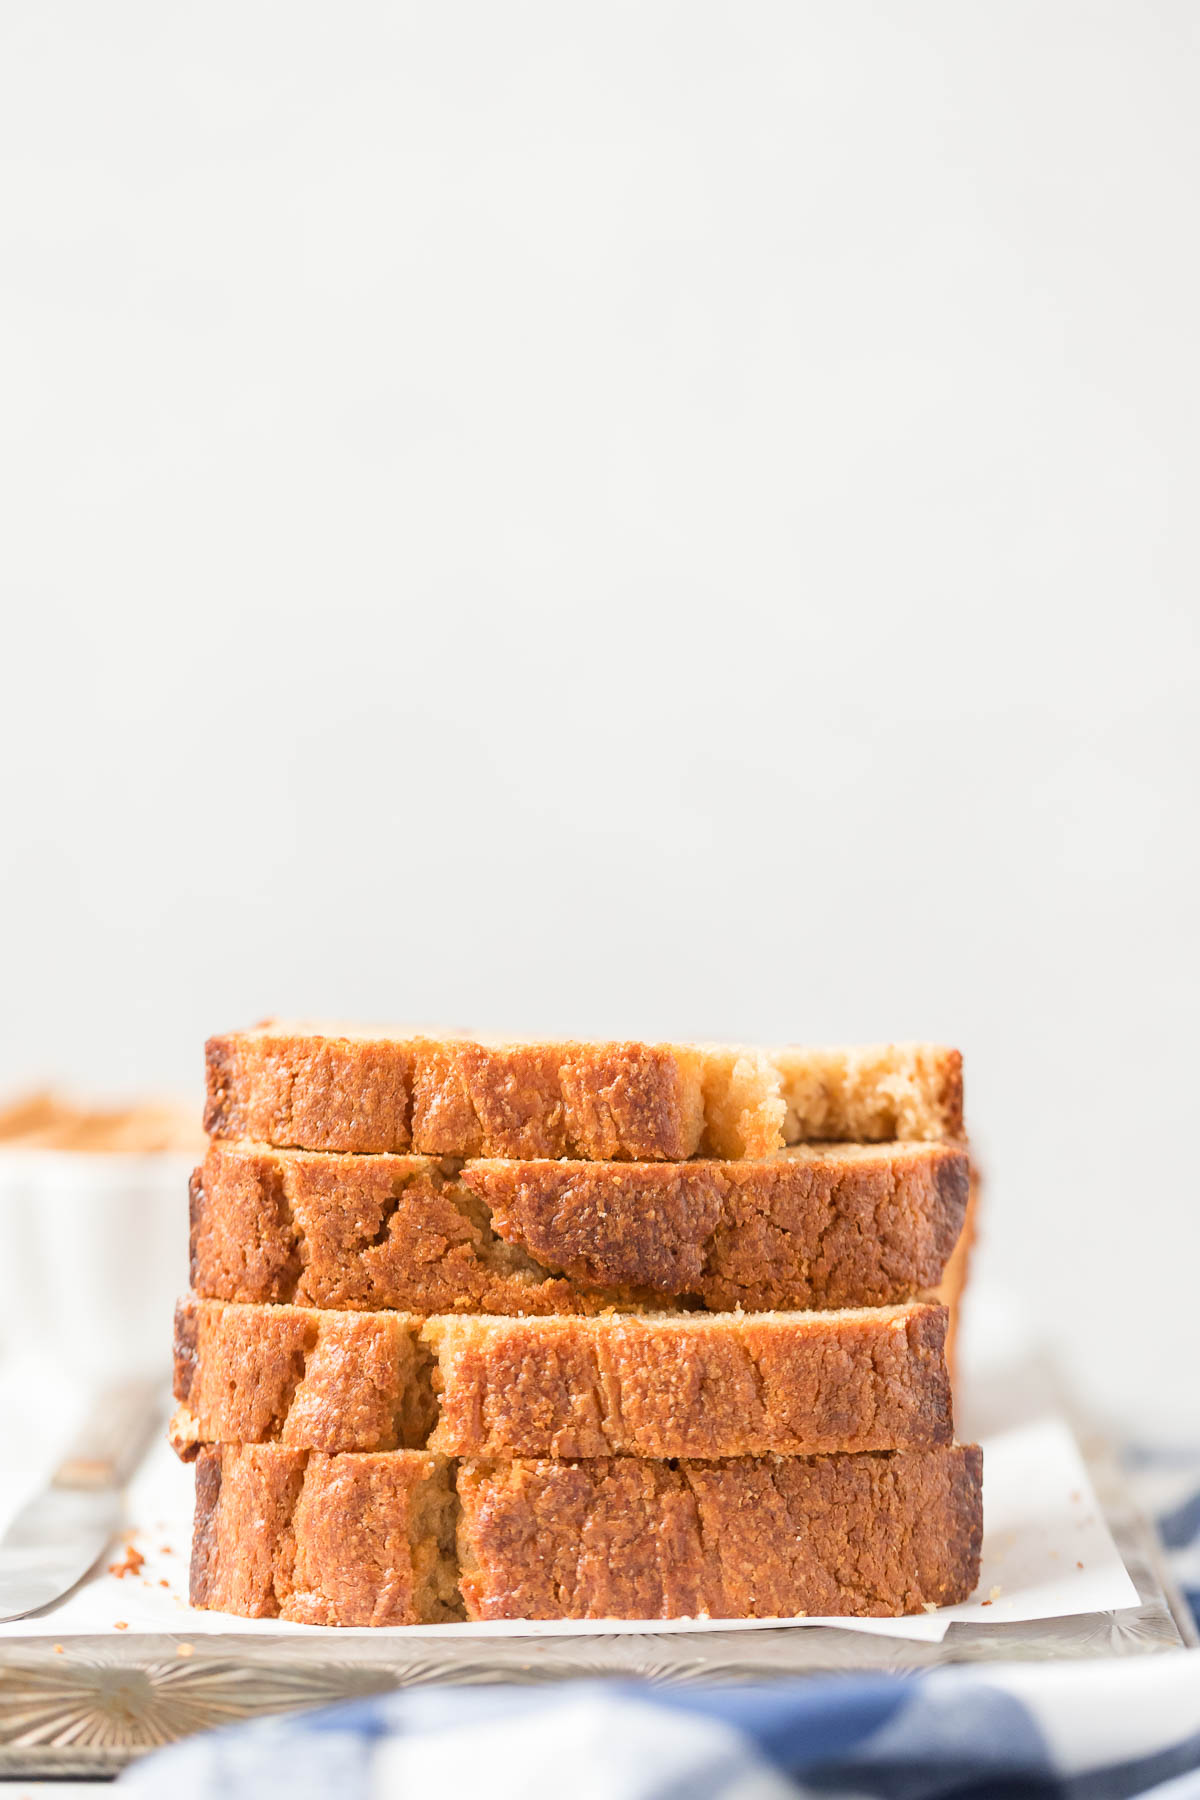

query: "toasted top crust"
xmin=204 ymin=1023 xmax=964 ymax=1159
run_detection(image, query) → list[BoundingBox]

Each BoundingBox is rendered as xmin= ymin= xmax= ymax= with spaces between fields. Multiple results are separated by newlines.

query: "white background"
xmin=0 ymin=4 xmax=1196 ymax=1436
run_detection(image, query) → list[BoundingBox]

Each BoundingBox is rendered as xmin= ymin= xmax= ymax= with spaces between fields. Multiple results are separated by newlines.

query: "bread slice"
xmin=188 ymin=1443 xmax=982 ymax=1622
xmin=172 ymin=1296 xmax=952 ymax=1460
xmin=189 ymin=1444 xmax=461 ymax=1625
xmin=458 ymin=1446 xmax=982 ymax=1620
xmin=190 ymin=1139 xmax=969 ymax=1315
xmin=205 ymin=1024 xmax=963 ymax=1160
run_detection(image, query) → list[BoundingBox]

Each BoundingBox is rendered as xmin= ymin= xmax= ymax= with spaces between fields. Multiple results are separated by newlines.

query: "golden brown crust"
xmin=190 ymin=1443 xmax=981 ymax=1623
xmin=454 ymin=1445 xmax=984 ymax=1620
xmin=189 ymin=1140 xmax=969 ymax=1315
xmin=171 ymin=1297 xmax=437 ymax=1457
xmin=469 ymin=1146 xmax=969 ymax=1312
xmin=189 ymin=1444 xmax=305 ymax=1619
xmin=204 ymin=1033 xmax=419 ymax=1156
xmin=188 ymin=1143 xmax=640 ymax=1317
xmin=204 ymin=1026 xmax=963 ymax=1160
xmin=409 ymin=1039 xmax=706 ymax=1160
xmin=172 ymin=1298 xmax=951 ymax=1460
xmin=188 ymin=1445 xmax=461 ymax=1625
xmin=204 ymin=1030 xmax=703 ymax=1160
xmin=425 ymin=1305 xmax=952 ymax=1459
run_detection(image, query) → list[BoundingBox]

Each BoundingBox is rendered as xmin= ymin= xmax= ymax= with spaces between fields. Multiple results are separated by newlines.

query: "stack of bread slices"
xmin=171 ymin=1025 xmax=982 ymax=1626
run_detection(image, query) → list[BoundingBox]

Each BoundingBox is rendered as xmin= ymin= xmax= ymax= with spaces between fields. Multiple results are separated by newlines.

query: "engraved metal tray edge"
xmin=0 ymin=1429 xmax=1191 ymax=1779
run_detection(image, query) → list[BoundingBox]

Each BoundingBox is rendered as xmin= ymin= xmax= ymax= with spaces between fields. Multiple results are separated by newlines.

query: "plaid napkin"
xmin=117 ymin=1473 xmax=1200 ymax=1800
xmin=1130 ymin=1448 xmax=1200 ymax=1639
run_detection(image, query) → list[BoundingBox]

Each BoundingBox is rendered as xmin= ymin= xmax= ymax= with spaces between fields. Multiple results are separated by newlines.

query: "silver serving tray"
xmin=0 ymin=1428 xmax=1193 ymax=1779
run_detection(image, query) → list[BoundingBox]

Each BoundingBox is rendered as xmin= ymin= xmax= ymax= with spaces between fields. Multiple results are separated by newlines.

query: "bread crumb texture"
xmin=204 ymin=1027 xmax=964 ymax=1160
xmin=189 ymin=1139 xmax=969 ymax=1315
xmin=189 ymin=1443 xmax=982 ymax=1624
xmin=172 ymin=1297 xmax=954 ymax=1461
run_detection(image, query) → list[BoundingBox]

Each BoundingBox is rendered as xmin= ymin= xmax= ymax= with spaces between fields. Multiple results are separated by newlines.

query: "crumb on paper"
xmin=114 ymin=1621 xmax=129 ymax=1631
xmin=1077 ymin=1561 xmax=1084 ymax=1569
xmin=159 ymin=1578 xmax=170 ymax=1588
xmin=160 ymin=1546 xmax=174 ymax=1556
xmin=176 ymin=1643 xmax=195 ymax=1658
xmin=981 ymin=1599 xmax=992 ymax=1607
xmin=53 ymin=1644 xmax=64 ymax=1655
xmin=989 ymin=1586 xmax=1002 ymax=1601
xmin=109 ymin=1546 xmax=145 ymax=1580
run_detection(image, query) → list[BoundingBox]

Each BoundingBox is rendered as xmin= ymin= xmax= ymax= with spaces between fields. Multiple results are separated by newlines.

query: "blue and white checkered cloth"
xmin=119 ymin=1467 xmax=1200 ymax=1800
xmin=1133 ymin=1450 xmax=1200 ymax=1641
